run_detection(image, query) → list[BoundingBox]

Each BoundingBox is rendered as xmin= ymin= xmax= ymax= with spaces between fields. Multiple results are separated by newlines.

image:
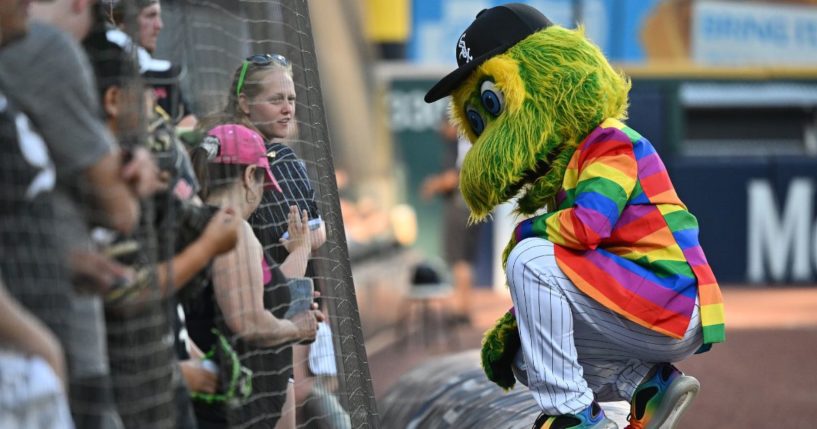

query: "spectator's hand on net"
xmin=308 ymin=292 xmax=326 ymax=322
xmin=121 ymin=147 xmax=165 ymax=198
xmin=290 ymin=308 xmax=320 ymax=344
xmin=180 ymin=359 xmax=219 ymax=394
xmin=309 ymin=219 xmax=327 ymax=250
xmin=311 ymin=307 xmax=326 ymax=324
xmin=202 ymin=207 xmax=240 ymax=256
xmin=69 ymin=248 xmax=134 ymax=295
xmin=280 ymin=206 xmax=311 ymax=253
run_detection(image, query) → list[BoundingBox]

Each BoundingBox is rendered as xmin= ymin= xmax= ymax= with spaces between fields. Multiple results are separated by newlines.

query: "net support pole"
xmin=281 ymin=1 xmax=380 ymax=427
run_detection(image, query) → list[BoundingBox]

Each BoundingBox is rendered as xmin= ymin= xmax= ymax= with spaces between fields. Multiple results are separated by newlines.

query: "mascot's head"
xmin=425 ymin=3 xmax=630 ymax=220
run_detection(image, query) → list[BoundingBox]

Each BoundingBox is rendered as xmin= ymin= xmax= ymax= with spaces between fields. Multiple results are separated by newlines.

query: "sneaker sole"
xmin=649 ymin=375 xmax=700 ymax=429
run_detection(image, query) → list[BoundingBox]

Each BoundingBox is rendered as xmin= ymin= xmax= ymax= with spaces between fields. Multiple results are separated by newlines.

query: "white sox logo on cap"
xmin=458 ymin=33 xmax=473 ymax=64
xmin=425 ymin=3 xmax=552 ymax=103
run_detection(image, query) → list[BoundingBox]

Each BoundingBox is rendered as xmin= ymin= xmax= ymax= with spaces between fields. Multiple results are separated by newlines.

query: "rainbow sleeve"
xmin=515 ymin=128 xmax=637 ymax=249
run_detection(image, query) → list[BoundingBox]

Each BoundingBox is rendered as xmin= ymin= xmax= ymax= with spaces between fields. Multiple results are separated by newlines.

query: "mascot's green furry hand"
xmin=481 ymin=309 xmax=521 ymax=390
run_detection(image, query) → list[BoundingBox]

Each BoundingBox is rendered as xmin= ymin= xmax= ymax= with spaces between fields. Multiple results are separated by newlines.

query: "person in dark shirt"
xmin=84 ymin=26 xmax=240 ymax=429
xmin=0 ymin=83 xmax=74 ymax=428
xmin=0 ymin=2 xmax=159 ymax=427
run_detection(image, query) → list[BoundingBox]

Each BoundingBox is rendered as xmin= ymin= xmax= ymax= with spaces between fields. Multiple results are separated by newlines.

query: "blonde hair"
xmin=198 ymin=59 xmax=294 ymax=134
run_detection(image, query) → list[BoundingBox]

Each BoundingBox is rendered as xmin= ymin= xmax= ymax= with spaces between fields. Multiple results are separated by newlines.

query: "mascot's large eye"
xmin=480 ymin=80 xmax=504 ymax=116
xmin=465 ymin=106 xmax=485 ymax=137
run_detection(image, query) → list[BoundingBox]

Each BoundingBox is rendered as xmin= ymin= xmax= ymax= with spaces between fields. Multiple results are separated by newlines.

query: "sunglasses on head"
xmin=235 ymin=54 xmax=289 ymax=97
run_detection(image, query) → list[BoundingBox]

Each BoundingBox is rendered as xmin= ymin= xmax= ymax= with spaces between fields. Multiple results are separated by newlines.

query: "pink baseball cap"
xmin=206 ymin=124 xmax=282 ymax=192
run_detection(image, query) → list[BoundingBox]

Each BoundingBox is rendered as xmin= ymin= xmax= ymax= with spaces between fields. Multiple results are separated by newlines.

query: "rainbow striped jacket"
xmin=513 ymin=118 xmax=725 ymax=347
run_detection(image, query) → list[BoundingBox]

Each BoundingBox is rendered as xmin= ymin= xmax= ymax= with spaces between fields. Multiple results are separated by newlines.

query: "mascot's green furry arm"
xmin=442 ymin=22 xmax=630 ymax=391
xmin=480 ymin=309 xmax=519 ymax=390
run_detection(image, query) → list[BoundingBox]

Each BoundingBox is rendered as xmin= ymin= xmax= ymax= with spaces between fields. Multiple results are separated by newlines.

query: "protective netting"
xmin=0 ymin=0 xmax=377 ymax=428
xmin=165 ymin=0 xmax=379 ymax=427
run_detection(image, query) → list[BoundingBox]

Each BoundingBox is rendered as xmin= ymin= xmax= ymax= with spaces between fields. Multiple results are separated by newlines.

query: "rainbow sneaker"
xmin=625 ymin=363 xmax=699 ymax=429
xmin=532 ymin=402 xmax=618 ymax=429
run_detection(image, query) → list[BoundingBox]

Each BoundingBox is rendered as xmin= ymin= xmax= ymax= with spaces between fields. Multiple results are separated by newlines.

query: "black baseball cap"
xmin=424 ymin=3 xmax=553 ymax=103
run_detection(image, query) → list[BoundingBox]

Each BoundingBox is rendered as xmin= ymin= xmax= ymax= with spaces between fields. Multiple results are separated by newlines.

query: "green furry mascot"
xmin=444 ymin=5 xmax=632 ymax=392
xmin=425 ymin=4 xmax=724 ymax=428
xmin=449 ymin=22 xmax=630 ymax=394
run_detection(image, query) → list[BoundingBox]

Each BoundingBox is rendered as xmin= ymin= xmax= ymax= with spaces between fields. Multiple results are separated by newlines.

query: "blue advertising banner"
xmin=670 ymin=157 xmax=817 ymax=284
xmin=692 ymin=1 xmax=817 ymax=66
xmin=409 ymin=0 xmax=664 ymax=64
xmin=410 ymin=0 xmax=817 ymax=66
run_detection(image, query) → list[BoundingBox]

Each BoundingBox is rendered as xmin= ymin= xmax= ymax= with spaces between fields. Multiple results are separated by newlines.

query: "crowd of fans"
xmin=0 ymin=1 xmax=342 ymax=428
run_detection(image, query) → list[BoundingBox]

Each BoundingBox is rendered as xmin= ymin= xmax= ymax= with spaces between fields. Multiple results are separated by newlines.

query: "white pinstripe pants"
xmin=507 ymin=238 xmax=703 ymax=415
